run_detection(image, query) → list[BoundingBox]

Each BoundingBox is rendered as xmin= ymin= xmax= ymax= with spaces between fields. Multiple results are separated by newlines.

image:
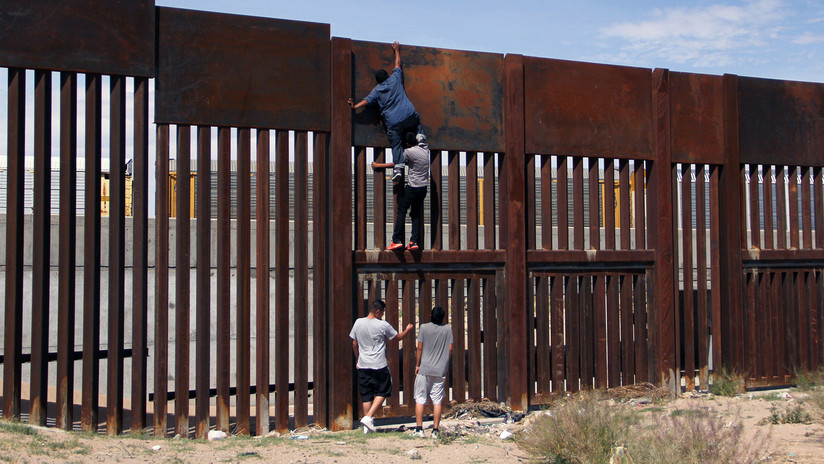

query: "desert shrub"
xmin=628 ymin=407 xmax=770 ymax=464
xmin=517 ymin=391 xmax=636 ymax=464
xmin=710 ymin=367 xmax=743 ymax=397
xmin=761 ymin=403 xmax=812 ymax=425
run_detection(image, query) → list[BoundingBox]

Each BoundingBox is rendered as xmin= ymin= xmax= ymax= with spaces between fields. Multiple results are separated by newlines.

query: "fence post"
xmin=650 ymin=69 xmax=678 ymax=395
xmin=720 ymin=74 xmax=745 ymax=375
xmin=329 ymin=37 xmax=355 ymax=430
xmin=503 ymin=54 xmax=529 ymax=411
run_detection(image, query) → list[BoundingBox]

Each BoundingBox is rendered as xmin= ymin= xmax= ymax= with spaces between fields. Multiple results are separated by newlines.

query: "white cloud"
xmin=599 ymin=0 xmax=790 ymax=67
xmin=793 ymin=32 xmax=824 ymax=44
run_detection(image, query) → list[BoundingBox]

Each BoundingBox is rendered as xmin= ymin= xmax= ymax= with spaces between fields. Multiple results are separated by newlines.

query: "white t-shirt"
xmin=349 ymin=317 xmax=398 ymax=369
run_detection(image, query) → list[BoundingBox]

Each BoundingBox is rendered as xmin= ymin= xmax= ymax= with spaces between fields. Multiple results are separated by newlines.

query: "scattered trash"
xmin=151 ymin=445 xmax=162 ymax=451
xmin=783 ymin=392 xmax=794 ymax=399
xmin=264 ymin=430 xmax=281 ymax=438
xmin=407 ymin=449 xmax=422 ymax=460
xmin=290 ymin=435 xmax=309 ymax=440
xmin=609 ymin=446 xmax=635 ymax=464
xmin=499 ymin=430 xmax=513 ymax=440
xmin=336 ymin=441 xmax=347 ymax=445
xmin=445 ymin=399 xmax=511 ymax=419
xmin=172 ymin=434 xmax=181 ymax=440
xmin=207 ymin=430 xmax=227 ymax=441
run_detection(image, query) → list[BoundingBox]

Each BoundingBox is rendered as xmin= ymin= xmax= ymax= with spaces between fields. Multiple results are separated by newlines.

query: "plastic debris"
xmin=499 ymin=430 xmax=513 ymax=440
xmin=151 ymin=445 xmax=162 ymax=451
xmin=207 ymin=430 xmax=227 ymax=441
xmin=290 ymin=435 xmax=309 ymax=440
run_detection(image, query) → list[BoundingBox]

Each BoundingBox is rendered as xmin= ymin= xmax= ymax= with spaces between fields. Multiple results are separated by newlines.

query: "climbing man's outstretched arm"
xmin=348 ymin=97 xmax=368 ymax=110
xmin=393 ymin=41 xmax=401 ymax=69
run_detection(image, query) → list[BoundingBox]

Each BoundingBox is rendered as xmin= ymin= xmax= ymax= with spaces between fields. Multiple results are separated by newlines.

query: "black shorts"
xmin=358 ymin=367 xmax=392 ymax=403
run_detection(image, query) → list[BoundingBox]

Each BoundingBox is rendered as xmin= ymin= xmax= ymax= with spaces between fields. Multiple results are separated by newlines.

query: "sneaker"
xmin=392 ymin=166 xmax=404 ymax=183
xmin=387 ymin=242 xmax=404 ymax=251
xmin=412 ymin=428 xmax=425 ymax=438
xmin=406 ymin=242 xmax=419 ymax=251
xmin=431 ymin=429 xmax=439 ymax=439
xmin=360 ymin=415 xmax=376 ymax=433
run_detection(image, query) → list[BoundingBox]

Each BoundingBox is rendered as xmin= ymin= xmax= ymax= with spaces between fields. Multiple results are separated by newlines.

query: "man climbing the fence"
xmin=373 ymin=131 xmax=430 ymax=251
xmin=413 ymin=305 xmax=453 ymax=439
xmin=350 ymin=299 xmax=414 ymax=433
xmin=348 ymin=41 xmax=424 ymax=185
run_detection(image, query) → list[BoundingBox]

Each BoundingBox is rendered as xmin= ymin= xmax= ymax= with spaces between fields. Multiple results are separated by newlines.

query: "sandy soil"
xmin=2 ymin=389 xmax=824 ymax=463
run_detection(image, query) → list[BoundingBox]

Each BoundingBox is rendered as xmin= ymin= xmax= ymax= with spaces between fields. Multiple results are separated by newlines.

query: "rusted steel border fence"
xmin=2 ymin=0 xmax=824 ymax=436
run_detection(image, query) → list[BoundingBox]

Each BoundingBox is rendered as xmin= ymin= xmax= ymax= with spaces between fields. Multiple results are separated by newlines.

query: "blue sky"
xmin=158 ymin=0 xmax=824 ymax=83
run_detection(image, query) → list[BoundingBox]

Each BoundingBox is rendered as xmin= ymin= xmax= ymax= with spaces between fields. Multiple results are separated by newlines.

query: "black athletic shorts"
xmin=357 ymin=367 xmax=392 ymax=402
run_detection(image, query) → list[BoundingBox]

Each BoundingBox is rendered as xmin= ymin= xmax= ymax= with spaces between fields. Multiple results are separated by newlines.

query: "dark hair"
xmin=375 ymin=69 xmax=389 ymax=84
xmin=371 ymin=299 xmax=386 ymax=314
xmin=404 ymin=131 xmax=417 ymax=148
xmin=431 ymin=306 xmax=445 ymax=325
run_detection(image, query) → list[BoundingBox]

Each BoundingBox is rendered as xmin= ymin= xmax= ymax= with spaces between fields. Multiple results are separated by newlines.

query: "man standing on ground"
xmin=413 ymin=305 xmax=453 ymax=438
xmin=350 ymin=299 xmax=414 ymax=433
xmin=372 ymin=131 xmax=430 ymax=251
xmin=349 ymin=41 xmax=424 ymax=184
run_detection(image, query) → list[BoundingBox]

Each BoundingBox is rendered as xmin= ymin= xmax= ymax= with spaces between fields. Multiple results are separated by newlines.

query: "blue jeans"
xmin=386 ymin=112 xmax=422 ymax=165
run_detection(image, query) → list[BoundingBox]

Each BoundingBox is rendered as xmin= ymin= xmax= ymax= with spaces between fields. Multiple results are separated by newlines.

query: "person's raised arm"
xmin=396 ymin=323 xmax=414 ymax=341
xmin=393 ymin=41 xmax=401 ymax=69
xmin=348 ymin=97 xmax=368 ymax=110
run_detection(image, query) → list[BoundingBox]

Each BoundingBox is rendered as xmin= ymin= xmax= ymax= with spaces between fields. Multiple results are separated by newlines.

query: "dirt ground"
xmin=1 ymin=389 xmax=824 ymax=463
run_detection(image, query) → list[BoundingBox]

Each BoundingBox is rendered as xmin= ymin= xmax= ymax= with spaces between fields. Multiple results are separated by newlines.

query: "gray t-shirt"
xmin=403 ymin=142 xmax=430 ymax=188
xmin=349 ymin=317 xmax=398 ymax=369
xmin=417 ymin=322 xmax=453 ymax=377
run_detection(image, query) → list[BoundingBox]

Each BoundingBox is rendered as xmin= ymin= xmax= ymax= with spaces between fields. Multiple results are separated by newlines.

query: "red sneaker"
xmin=387 ymin=242 xmax=404 ymax=251
xmin=406 ymin=242 xmax=419 ymax=250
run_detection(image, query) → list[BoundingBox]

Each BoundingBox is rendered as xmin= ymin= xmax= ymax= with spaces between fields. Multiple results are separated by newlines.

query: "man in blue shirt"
xmin=349 ymin=41 xmax=424 ymax=183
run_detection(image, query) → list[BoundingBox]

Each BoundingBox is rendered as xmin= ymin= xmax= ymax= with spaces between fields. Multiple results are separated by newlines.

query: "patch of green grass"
xmin=792 ymin=368 xmax=824 ymax=391
xmin=234 ymin=451 xmax=263 ymax=460
xmin=753 ymin=392 xmax=784 ymax=402
xmin=669 ymin=409 xmax=706 ymax=418
xmin=0 ymin=420 xmax=39 ymax=436
xmin=642 ymin=406 xmax=667 ymax=414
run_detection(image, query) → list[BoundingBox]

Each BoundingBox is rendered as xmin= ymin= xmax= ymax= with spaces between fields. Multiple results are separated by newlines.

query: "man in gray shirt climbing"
xmin=413 ymin=305 xmax=453 ymax=438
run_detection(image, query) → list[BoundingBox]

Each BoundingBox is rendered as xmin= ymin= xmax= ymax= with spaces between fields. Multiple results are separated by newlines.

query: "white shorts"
xmin=414 ymin=373 xmax=446 ymax=405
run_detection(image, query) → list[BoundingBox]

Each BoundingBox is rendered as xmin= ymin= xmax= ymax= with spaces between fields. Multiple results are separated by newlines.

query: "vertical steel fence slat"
xmin=566 ymin=276 xmax=581 ymax=392
xmin=107 ymin=75 xmax=126 ymax=436
xmin=355 ymin=146 xmax=366 ymax=250
xmin=604 ymin=159 xmax=615 ymax=250
xmin=815 ymin=168 xmax=823 ymax=249
xmin=594 ymin=274 xmax=607 ymax=388
xmin=540 ymin=155 xmax=553 ymax=250
xmin=431 ymin=150 xmax=443 ymax=250
xmin=581 ymin=275 xmax=595 ymax=388
xmin=764 ymin=166 xmax=775 ymax=250
xmin=294 ymin=131 xmax=310 ymax=428
xmin=386 ymin=279 xmax=401 ymax=409
xmin=216 ymin=126 xmax=231 ymax=433
xmin=483 ymin=153 xmax=496 ymax=250
xmin=467 ymin=152 xmax=479 ymax=250
xmin=634 ymin=162 xmax=646 ymax=250
xmin=588 ymin=158 xmax=600 ymax=250
xmin=236 ymin=128 xmax=252 ymax=435
xmin=607 ymin=274 xmax=620 ymax=387
xmin=467 ymin=278 xmax=482 ymax=399
xmin=790 ymin=166 xmax=800 ymax=249
xmin=526 ymin=155 xmax=536 ymax=250
xmin=619 ymin=160 xmax=631 ymax=250
xmin=802 ymin=167 xmax=812 ymax=249
xmin=557 ymin=157 xmax=569 ymax=250
xmin=573 ymin=157 xmax=584 ymax=250
xmin=695 ymin=164 xmax=709 ymax=388
xmin=451 ymin=279 xmax=466 ymax=401
xmin=311 ymin=132 xmax=328 ymax=428
xmin=482 ymin=276 xmax=498 ymax=400
xmin=30 ymin=69 xmax=52 ymax=427
xmin=448 ymin=150 xmax=461 ymax=250
xmin=3 ymin=68 xmax=25 ymax=422
xmin=195 ymin=125 xmax=212 ymax=439
xmin=551 ymin=276 xmax=565 ymax=391
xmin=634 ymin=274 xmax=649 ymax=383
xmin=154 ymin=124 xmax=170 ymax=437
xmin=748 ymin=165 xmax=761 ymax=248
xmin=275 ymin=131 xmax=290 ymax=433
xmin=402 ymin=280 xmax=415 ymax=407
xmin=682 ymin=164 xmax=695 ymax=390
xmin=776 ymin=165 xmax=787 ymax=249
xmin=373 ymin=146 xmax=386 ymax=248
xmin=620 ymin=274 xmax=634 ymax=385
xmin=535 ymin=277 xmax=550 ymax=394
xmin=57 ymin=71 xmax=78 ymax=431
xmin=81 ymin=73 xmax=102 ymax=432
xmin=132 ymin=76 xmax=150 ymax=433
xmin=709 ymin=166 xmax=723 ymax=371
xmin=255 ymin=129 xmax=271 ymax=435
xmin=175 ymin=124 xmax=191 ymax=438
